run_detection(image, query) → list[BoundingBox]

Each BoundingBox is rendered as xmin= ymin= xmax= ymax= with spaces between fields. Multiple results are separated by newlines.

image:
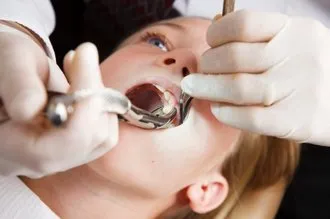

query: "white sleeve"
xmin=0 ymin=0 xmax=56 ymax=60
xmin=175 ymin=0 xmax=330 ymax=28
xmin=0 ymin=176 xmax=59 ymax=219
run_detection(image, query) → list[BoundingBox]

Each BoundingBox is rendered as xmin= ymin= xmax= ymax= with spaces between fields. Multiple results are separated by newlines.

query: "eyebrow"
xmin=143 ymin=22 xmax=186 ymax=32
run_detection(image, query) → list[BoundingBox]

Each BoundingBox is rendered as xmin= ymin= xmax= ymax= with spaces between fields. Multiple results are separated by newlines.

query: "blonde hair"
xmin=172 ymin=133 xmax=300 ymax=219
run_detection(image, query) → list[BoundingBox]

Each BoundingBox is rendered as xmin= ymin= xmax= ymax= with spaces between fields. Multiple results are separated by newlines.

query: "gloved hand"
xmin=181 ymin=10 xmax=330 ymax=146
xmin=0 ymin=23 xmax=118 ymax=178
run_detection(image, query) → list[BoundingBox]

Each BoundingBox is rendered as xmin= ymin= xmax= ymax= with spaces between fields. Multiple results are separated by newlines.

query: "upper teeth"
xmin=164 ymin=91 xmax=171 ymax=101
xmin=155 ymin=85 xmax=166 ymax=93
xmin=155 ymin=85 xmax=176 ymax=114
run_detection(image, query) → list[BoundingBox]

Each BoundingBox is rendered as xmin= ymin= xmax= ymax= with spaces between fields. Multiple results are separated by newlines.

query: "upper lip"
xmin=124 ymin=76 xmax=182 ymax=105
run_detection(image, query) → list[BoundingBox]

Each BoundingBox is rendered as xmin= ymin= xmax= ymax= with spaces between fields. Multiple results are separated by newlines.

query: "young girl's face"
xmin=88 ymin=17 xmax=241 ymax=198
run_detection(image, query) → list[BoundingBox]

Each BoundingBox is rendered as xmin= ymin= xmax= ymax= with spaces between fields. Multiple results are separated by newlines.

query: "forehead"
xmin=168 ymin=17 xmax=211 ymax=53
xmin=164 ymin=17 xmax=210 ymax=39
xmin=164 ymin=16 xmax=211 ymax=28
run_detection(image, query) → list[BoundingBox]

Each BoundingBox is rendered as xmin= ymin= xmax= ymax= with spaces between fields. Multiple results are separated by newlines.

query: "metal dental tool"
xmin=48 ymin=89 xmax=177 ymax=129
xmin=222 ymin=0 xmax=236 ymax=15
xmin=0 ymin=89 xmax=177 ymax=129
xmin=179 ymin=0 xmax=236 ymax=124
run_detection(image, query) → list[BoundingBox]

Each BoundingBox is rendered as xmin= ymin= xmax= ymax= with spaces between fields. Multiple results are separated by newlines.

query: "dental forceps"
xmin=46 ymin=89 xmax=177 ymax=129
xmin=179 ymin=0 xmax=236 ymax=124
xmin=0 ymin=89 xmax=177 ymax=129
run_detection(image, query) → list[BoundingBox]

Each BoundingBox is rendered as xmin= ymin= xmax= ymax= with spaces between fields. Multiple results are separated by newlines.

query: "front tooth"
xmin=162 ymin=91 xmax=176 ymax=114
xmin=164 ymin=91 xmax=171 ymax=101
xmin=168 ymin=94 xmax=175 ymax=106
xmin=155 ymin=85 xmax=166 ymax=93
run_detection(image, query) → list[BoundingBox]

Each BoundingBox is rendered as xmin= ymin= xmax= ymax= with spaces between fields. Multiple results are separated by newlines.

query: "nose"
xmin=155 ymin=49 xmax=198 ymax=77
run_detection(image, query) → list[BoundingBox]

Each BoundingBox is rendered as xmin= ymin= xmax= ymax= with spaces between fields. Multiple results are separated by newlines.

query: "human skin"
xmin=23 ymin=17 xmax=241 ymax=219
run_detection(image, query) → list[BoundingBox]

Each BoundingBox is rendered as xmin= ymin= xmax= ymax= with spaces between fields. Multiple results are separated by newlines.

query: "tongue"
xmin=126 ymin=84 xmax=164 ymax=113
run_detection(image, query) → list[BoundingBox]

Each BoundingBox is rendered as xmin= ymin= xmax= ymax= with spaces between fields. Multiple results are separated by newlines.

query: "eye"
xmin=140 ymin=32 xmax=171 ymax=52
xmin=147 ymin=38 xmax=168 ymax=52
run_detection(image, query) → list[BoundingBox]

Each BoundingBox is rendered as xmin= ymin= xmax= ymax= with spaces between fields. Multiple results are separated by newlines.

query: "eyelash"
xmin=140 ymin=31 xmax=172 ymax=51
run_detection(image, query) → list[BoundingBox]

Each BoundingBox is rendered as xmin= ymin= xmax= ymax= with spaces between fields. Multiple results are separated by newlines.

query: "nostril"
xmin=182 ymin=67 xmax=190 ymax=77
xmin=164 ymin=58 xmax=176 ymax=65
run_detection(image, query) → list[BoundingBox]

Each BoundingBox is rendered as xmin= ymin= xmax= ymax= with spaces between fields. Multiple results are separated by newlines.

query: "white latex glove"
xmin=0 ymin=23 xmax=118 ymax=178
xmin=181 ymin=10 xmax=330 ymax=146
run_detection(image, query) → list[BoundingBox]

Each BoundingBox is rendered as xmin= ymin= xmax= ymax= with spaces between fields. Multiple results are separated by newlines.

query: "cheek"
xmin=88 ymin=126 xmax=191 ymax=196
xmin=88 ymin=102 xmax=241 ymax=193
xmin=99 ymin=47 xmax=156 ymax=91
xmin=146 ymin=101 xmax=242 ymax=184
xmin=159 ymin=101 xmax=241 ymax=169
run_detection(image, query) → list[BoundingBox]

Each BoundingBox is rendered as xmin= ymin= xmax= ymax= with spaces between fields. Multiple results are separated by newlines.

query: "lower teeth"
xmin=162 ymin=104 xmax=173 ymax=114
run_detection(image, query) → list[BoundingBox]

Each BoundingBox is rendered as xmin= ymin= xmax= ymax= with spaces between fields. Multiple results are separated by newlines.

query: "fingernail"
xmin=211 ymin=104 xmax=235 ymax=126
xmin=211 ymin=104 xmax=227 ymax=122
xmin=212 ymin=14 xmax=222 ymax=22
xmin=65 ymin=50 xmax=76 ymax=63
xmin=81 ymin=43 xmax=99 ymax=63
xmin=210 ymin=103 xmax=221 ymax=115
xmin=74 ymin=43 xmax=99 ymax=66
xmin=181 ymin=76 xmax=195 ymax=94
xmin=63 ymin=50 xmax=76 ymax=77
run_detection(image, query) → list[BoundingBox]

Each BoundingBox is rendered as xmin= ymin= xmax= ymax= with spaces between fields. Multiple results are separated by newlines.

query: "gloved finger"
xmin=201 ymin=42 xmax=279 ymax=74
xmin=99 ymin=113 xmax=119 ymax=148
xmin=0 ymin=48 xmax=47 ymax=121
xmin=66 ymin=42 xmax=118 ymax=143
xmin=34 ymin=98 xmax=118 ymax=172
xmin=39 ymin=43 xmax=118 ymax=167
xmin=0 ymin=121 xmax=40 ymax=177
xmin=65 ymin=42 xmax=103 ymax=91
xmin=47 ymin=57 xmax=70 ymax=93
xmin=181 ymin=73 xmax=289 ymax=106
xmin=33 ymin=93 xmax=119 ymax=173
xmin=207 ymin=10 xmax=288 ymax=47
xmin=84 ymin=114 xmax=119 ymax=163
xmin=210 ymin=103 xmax=287 ymax=138
xmin=64 ymin=106 xmax=118 ymax=167
xmin=63 ymin=50 xmax=75 ymax=82
xmin=64 ymin=42 xmax=118 ymax=144
xmin=28 ymin=96 xmax=110 ymax=172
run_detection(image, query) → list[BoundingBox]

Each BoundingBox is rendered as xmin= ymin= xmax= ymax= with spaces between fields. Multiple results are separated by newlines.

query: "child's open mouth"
xmin=126 ymin=83 xmax=180 ymax=124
